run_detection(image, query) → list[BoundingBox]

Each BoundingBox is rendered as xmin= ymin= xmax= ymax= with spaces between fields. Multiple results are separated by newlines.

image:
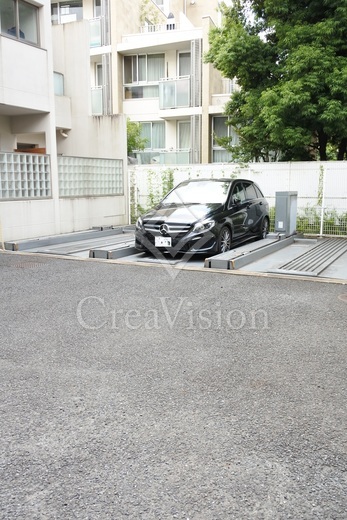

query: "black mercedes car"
xmin=135 ymin=178 xmax=269 ymax=255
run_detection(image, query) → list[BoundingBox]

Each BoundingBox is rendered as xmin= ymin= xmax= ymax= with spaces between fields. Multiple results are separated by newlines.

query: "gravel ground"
xmin=0 ymin=251 xmax=346 ymax=520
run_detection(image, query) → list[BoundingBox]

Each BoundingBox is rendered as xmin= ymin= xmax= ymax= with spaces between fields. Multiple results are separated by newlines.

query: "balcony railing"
xmin=139 ymin=22 xmax=180 ymax=33
xmin=90 ymin=18 xmax=102 ymax=47
xmin=89 ymin=17 xmax=110 ymax=47
xmin=159 ymin=76 xmax=190 ymax=110
xmin=134 ymin=149 xmax=192 ymax=165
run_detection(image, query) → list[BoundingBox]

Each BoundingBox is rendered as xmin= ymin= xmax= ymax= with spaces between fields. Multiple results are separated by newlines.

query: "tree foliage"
xmin=205 ymin=0 xmax=347 ymax=161
xmin=126 ymin=119 xmax=148 ymax=156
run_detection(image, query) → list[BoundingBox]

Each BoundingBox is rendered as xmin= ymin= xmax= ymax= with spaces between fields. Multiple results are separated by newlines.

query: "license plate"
xmin=155 ymin=236 xmax=172 ymax=247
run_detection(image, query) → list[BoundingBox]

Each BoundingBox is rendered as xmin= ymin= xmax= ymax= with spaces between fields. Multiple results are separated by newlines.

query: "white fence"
xmin=130 ymin=162 xmax=347 ymax=236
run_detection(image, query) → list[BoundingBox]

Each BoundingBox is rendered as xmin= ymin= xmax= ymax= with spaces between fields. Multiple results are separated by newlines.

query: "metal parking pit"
xmin=4 ymin=227 xmax=347 ymax=282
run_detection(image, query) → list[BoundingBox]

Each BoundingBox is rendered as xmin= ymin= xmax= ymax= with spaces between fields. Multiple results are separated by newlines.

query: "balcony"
xmin=134 ymin=149 xmax=192 ymax=165
xmin=139 ymin=22 xmax=180 ymax=33
xmin=89 ymin=17 xmax=110 ymax=48
xmin=119 ymin=25 xmax=202 ymax=52
xmin=0 ymin=37 xmax=50 ymax=114
xmin=159 ymin=76 xmax=190 ymax=110
xmin=90 ymin=18 xmax=102 ymax=47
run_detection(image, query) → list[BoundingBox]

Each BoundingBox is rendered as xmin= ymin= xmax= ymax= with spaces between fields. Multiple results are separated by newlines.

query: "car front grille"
xmin=144 ymin=222 xmax=192 ymax=234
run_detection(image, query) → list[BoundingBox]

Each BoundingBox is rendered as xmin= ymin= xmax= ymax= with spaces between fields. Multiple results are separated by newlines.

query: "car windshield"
xmin=162 ymin=180 xmax=231 ymax=205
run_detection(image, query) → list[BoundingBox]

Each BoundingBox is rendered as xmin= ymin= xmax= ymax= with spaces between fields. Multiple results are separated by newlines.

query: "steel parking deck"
xmin=268 ymin=238 xmax=347 ymax=277
xmin=4 ymin=227 xmax=347 ymax=282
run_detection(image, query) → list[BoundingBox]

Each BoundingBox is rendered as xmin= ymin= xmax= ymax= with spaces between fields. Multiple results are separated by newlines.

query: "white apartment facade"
xmin=0 ymin=0 xmax=235 ymax=242
xmin=117 ymin=0 xmax=237 ymax=165
xmin=88 ymin=0 xmax=237 ymax=165
xmin=0 ymin=0 xmax=127 ymax=242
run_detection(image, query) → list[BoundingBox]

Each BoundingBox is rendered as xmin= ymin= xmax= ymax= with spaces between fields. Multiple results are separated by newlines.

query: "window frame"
xmin=1 ymin=0 xmax=39 ymax=46
xmin=140 ymin=121 xmax=165 ymax=150
xmin=124 ymin=53 xmax=165 ymax=85
xmin=212 ymin=116 xmax=237 ymax=163
xmin=244 ymin=182 xmax=258 ymax=201
xmin=123 ymin=53 xmax=165 ymax=100
xmin=51 ymin=1 xmax=83 ymax=25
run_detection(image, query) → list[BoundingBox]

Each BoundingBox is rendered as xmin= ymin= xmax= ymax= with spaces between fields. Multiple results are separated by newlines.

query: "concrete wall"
xmin=59 ymin=196 xmax=127 ymax=234
xmin=130 ymin=162 xmax=347 ymax=215
xmin=168 ymin=0 xmax=220 ymax=26
xmin=0 ymin=6 xmax=129 ymax=242
xmin=0 ymin=37 xmax=50 ymax=112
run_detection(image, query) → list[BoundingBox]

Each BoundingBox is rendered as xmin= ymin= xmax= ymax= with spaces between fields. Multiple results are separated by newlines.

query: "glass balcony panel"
xmin=176 ymin=78 xmax=190 ymax=107
xmin=91 ymin=86 xmax=103 ymax=115
xmin=159 ymin=82 xmax=174 ymax=109
xmin=159 ymin=77 xmax=190 ymax=109
xmin=90 ymin=18 xmax=101 ymax=47
xmin=134 ymin=150 xmax=191 ymax=165
xmin=54 ymin=72 xmax=64 ymax=96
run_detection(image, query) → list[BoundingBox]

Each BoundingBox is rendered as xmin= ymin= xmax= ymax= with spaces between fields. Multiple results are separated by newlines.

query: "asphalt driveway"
xmin=0 ymin=251 xmax=346 ymax=519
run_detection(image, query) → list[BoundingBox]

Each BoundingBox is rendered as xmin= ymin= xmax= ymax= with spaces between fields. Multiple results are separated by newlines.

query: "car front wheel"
xmin=218 ymin=226 xmax=232 ymax=253
xmin=259 ymin=217 xmax=269 ymax=239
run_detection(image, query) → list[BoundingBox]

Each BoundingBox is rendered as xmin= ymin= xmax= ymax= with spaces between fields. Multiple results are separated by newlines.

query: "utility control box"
xmin=274 ymin=191 xmax=298 ymax=236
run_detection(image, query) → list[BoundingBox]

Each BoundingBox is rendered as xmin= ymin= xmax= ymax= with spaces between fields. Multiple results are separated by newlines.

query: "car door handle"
xmin=259 ymin=201 xmax=263 ymax=205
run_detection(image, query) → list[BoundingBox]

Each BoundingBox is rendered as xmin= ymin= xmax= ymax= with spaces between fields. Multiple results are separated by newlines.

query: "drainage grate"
xmin=12 ymin=262 xmax=46 ymax=269
xmin=275 ymin=238 xmax=347 ymax=276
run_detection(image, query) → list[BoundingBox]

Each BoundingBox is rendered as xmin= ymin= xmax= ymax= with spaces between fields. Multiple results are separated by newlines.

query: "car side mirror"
xmin=232 ymin=195 xmax=241 ymax=205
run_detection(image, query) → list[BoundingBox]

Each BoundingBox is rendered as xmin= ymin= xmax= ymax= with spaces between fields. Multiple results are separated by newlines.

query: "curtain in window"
xmin=143 ymin=86 xmax=159 ymax=98
xmin=138 ymin=55 xmax=146 ymax=82
xmin=147 ymin=54 xmax=165 ymax=81
xmin=178 ymin=122 xmax=191 ymax=149
xmin=140 ymin=123 xmax=152 ymax=148
xmin=152 ymin=122 xmax=165 ymax=149
xmin=213 ymin=150 xmax=232 ymax=163
xmin=213 ymin=117 xmax=228 ymax=144
xmin=179 ymin=53 xmax=191 ymax=76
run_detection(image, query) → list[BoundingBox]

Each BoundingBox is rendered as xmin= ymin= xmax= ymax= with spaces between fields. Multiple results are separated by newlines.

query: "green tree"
xmin=126 ymin=119 xmax=148 ymax=156
xmin=205 ymin=0 xmax=347 ymax=161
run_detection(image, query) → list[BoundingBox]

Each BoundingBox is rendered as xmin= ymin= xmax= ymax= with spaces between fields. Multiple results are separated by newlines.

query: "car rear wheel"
xmin=218 ymin=226 xmax=232 ymax=253
xmin=259 ymin=217 xmax=269 ymax=239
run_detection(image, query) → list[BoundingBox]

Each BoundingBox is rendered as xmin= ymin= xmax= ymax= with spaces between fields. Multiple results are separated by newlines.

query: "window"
xmin=178 ymin=121 xmax=191 ymax=149
xmin=96 ymin=64 xmax=103 ymax=86
xmin=124 ymin=54 xmax=165 ymax=99
xmin=140 ymin=122 xmax=165 ymax=150
xmin=231 ymin=183 xmax=246 ymax=205
xmin=1 ymin=0 xmax=39 ymax=45
xmin=212 ymin=116 xmax=238 ymax=163
xmin=54 ymin=72 xmax=64 ymax=95
xmin=94 ymin=0 xmax=101 ymax=18
xmin=51 ymin=1 xmax=83 ymax=25
xmin=244 ymin=182 xmax=258 ymax=200
xmin=178 ymin=52 xmax=190 ymax=76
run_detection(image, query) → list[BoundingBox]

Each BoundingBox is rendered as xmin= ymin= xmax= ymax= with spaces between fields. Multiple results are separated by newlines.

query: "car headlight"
xmin=135 ymin=217 xmax=144 ymax=230
xmin=193 ymin=219 xmax=215 ymax=233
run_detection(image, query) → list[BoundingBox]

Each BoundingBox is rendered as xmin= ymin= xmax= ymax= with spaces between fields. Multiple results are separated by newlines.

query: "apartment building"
xmin=117 ymin=0 xmax=237 ymax=165
xmin=0 ymin=0 xmax=235 ymax=241
xmin=0 ymin=0 xmax=127 ymax=242
xmin=88 ymin=0 xmax=236 ymax=165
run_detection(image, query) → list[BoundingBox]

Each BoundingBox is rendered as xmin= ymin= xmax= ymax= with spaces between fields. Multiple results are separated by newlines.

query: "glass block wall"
xmin=0 ymin=152 xmax=51 ymax=199
xmin=58 ymin=156 xmax=123 ymax=197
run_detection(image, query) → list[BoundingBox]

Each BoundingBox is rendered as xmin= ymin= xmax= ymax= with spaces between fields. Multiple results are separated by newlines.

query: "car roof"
xmin=180 ymin=178 xmax=255 ymax=183
xmin=181 ymin=178 xmax=232 ymax=183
